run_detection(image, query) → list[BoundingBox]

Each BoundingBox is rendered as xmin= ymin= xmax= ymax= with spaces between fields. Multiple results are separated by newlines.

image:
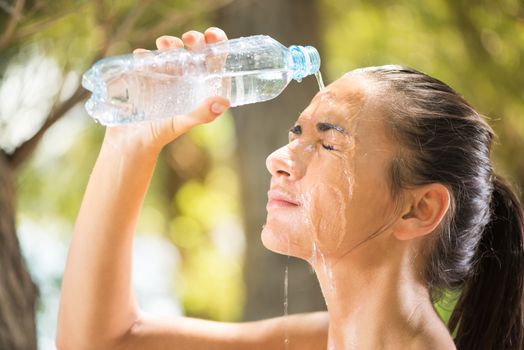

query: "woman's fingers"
xmin=155 ymin=35 xmax=184 ymax=50
xmin=150 ymin=36 xmax=184 ymax=75
xmin=136 ymin=29 xmax=231 ymax=143
xmin=203 ymin=27 xmax=228 ymax=72
xmin=188 ymin=96 xmax=230 ymax=125
xmin=181 ymin=30 xmax=206 ymax=51
xmin=204 ymin=27 xmax=228 ymax=43
xmin=154 ymin=96 xmax=229 ymax=145
xmin=157 ymin=27 xmax=227 ymax=51
xmin=174 ymin=96 xmax=230 ymax=134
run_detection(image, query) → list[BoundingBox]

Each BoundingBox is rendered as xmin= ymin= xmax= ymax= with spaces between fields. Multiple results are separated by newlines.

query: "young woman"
xmin=56 ymin=27 xmax=524 ymax=350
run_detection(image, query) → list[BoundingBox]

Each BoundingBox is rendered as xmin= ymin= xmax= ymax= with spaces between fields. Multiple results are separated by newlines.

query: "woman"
xmin=57 ymin=27 xmax=524 ymax=350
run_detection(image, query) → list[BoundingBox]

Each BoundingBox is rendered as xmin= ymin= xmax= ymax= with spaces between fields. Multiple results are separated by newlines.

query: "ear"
xmin=393 ymin=183 xmax=450 ymax=241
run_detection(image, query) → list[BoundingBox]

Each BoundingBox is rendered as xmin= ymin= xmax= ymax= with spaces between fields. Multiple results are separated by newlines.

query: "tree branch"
xmin=0 ymin=0 xmax=25 ymax=50
xmin=445 ymin=0 xmax=521 ymax=95
xmin=445 ymin=0 xmax=489 ymax=62
xmin=8 ymin=84 xmax=89 ymax=169
xmin=94 ymin=0 xmax=112 ymax=45
xmin=111 ymin=0 xmax=151 ymax=43
xmin=132 ymin=0 xmax=235 ymax=48
xmin=13 ymin=4 xmax=89 ymax=43
xmin=7 ymin=0 xmax=234 ymax=169
xmin=7 ymin=0 xmax=116 ymax=170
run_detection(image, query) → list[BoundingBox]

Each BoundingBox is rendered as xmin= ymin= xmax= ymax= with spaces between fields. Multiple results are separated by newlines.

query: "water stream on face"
xmin=320 ymin=250 xmax=335 ymax=296
xmin=284 ymin=260 xmax=289 ymax=350
xmin=283 ymin=235 xmax=291 ymax=349
xmin=315 ymin=71 xmax=325 ymax=90
xmin=311 ymin=241 xmax=335 ymax=300
xmin=281 ymin=69 xmax=325 ymax=350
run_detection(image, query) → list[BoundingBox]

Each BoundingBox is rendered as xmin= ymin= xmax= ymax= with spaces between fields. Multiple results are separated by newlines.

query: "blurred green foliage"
xmin=323 ymin=0 xmax=524 ymax=189
xmin=167 ymin=115 xmax=245 ymax=321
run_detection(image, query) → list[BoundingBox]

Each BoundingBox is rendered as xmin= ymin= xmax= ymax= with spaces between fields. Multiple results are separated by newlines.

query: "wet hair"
xmin=359 ymin=65 xmax=524 ymax=349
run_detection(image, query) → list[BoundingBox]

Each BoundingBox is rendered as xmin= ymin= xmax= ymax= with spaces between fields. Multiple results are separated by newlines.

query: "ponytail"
xmin=362 ymin=65 xmax=523 ymax=349
xmin=449 ymin=175 xmax=524 ymax=349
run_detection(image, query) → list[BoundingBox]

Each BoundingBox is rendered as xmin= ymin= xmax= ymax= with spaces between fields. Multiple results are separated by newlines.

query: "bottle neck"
xmin=289 ymin=45 xmax=321 ymax=81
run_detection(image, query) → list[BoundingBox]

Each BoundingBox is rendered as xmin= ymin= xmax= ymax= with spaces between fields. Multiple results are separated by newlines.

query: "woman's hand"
xmin=104 ymin=27 xmax=230 ymax=154
xmin=58 ymin=28 xmax=232 ymax=350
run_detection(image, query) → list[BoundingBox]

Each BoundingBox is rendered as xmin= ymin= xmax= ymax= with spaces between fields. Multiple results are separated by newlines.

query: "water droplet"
xmin=284 ymin=262 xmax=289 ymax=350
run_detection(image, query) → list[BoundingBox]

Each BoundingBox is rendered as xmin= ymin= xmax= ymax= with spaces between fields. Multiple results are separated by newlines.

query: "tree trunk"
xmin=216 ymin=0 xmax=327 ymax=321
xmin=0 ymin=151 xmax=38 ymax=350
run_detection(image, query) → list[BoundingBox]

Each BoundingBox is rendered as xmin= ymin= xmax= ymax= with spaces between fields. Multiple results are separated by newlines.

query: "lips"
xmin=267 ymin=189 xmax=300 ymax=209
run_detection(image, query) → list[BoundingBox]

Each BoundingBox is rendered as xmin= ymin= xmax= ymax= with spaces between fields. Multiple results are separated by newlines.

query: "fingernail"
xmin=211 ymin=102 xmax=226 ymax=114
xmin=182 ymin=33 xmax=195 ymax=43
xmin=182 ymin=32 xmax=195 ymax=42
xmin=168 ymin=37 xmax=180 ymax=46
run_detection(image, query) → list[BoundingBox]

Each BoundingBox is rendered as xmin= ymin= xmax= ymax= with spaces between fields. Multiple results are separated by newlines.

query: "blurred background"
xmin=0 ymin=0 xmax=523 ymax=349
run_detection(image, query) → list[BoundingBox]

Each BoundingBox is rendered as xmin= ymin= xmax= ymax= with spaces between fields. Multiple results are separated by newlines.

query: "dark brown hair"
xmin=360 ymin=65 xmax=524 ymax=349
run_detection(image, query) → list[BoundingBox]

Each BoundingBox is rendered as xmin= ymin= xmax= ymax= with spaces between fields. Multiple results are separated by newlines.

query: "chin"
xmin=261 ymin=226 xmax=286 ymax=254
xmin=260 ymin=224 xmax=309 ymax=259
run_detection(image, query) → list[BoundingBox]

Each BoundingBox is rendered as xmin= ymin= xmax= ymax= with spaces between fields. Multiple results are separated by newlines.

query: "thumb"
xmin=172 ymin=96 xmax=230 ymax=135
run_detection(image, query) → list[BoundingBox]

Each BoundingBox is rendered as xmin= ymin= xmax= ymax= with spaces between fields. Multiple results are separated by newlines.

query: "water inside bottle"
xmin=216 ymin=69 xmax=294 ymax=106
xmin=86 ymin=65 xmax=321 ymax=125
xmin=91 ymin=68 xmax=294 ymax=124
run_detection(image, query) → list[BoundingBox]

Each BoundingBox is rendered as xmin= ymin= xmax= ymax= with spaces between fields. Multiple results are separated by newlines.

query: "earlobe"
xmin=394 ymin=184 xmax=450 ymax=241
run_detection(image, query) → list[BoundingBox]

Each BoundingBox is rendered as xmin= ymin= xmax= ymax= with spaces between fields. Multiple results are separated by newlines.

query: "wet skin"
xmin=262 ymin=73 xmax=456 ymax=349
xmin=262 ymin=73 xmax=398 ymax=264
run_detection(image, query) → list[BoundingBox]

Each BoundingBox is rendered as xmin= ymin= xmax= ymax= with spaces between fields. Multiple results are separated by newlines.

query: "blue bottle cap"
xmin=289 ymin=45 xmax=321 ymax=81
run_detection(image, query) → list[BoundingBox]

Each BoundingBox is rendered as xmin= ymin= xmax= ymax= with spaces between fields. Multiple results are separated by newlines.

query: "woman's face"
xmin=262 ymin=74 xmax=399 ymax=263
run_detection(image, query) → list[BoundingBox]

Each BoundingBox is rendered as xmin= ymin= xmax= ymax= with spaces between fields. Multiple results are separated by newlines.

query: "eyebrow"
xmin=316 ymin=122 xmax=349 ymax=135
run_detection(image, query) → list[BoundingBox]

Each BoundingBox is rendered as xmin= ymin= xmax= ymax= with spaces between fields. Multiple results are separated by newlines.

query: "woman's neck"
xmin=309 ymin=239 xmax=449 ymax=349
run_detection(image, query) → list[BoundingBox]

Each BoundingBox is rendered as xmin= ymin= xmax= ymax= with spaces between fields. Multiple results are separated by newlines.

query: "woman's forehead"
xmin=298 ymin=76 xmax=368 ymax=126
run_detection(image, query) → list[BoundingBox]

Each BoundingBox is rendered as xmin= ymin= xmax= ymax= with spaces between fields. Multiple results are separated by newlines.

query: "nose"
xmin=266 ymin=142 xmax=307 ymax=181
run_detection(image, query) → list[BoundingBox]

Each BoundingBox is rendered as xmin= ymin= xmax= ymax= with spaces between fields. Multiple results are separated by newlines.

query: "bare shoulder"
xmin=410 ymin=325 xmax=456 ymax=350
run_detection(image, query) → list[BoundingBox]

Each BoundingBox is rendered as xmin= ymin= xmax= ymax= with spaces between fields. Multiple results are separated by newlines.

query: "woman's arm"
xmin=122 ymin=311 xmax=328 ymax=350
xmin=56 ymin=28 xmax=328 ymax=350
xmin=56 ymin=128 xmax=157 ymax=349
xmin=56 ymin=105 xmax=329 ymax=350
xmin=55 ymin=93 xmax=232 ymax=350
xmin=56 ymin=28 xmax=229 ymax=349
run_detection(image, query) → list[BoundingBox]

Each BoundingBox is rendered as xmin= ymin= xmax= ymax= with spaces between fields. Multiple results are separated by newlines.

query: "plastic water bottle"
xmin=81 ymin=35 xmax=321 ymax=125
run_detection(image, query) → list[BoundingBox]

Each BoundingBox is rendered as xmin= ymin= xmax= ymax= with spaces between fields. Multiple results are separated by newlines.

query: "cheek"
xmin=306 ymin=178 xmax=352 ymax=254
xmin=261 ymin=156 xmax=357 ymax=259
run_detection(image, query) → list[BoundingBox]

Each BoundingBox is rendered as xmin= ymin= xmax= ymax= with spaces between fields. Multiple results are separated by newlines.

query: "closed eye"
xmin=289 ymin=124 xmax=338 ymax=151
xmin=322 ymin=143 xmax=336 ymax=151
xmin=289 ymin=125 xmax=302 ymax=135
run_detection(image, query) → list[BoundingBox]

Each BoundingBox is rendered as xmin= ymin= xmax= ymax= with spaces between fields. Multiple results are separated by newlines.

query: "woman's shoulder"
xmin=410 ymin=323 xmax=456 ymax=350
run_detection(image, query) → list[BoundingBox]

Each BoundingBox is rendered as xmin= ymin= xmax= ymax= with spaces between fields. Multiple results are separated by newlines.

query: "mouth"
xmin=266 ymin=189 xmax=300 ymax=210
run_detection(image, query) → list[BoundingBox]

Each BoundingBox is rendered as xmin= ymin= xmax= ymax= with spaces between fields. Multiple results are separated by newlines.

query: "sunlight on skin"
xmin=261 ymin=73 xmax=453 ymax=349
xmin=262 ymin=74 xmax=396 ymax=263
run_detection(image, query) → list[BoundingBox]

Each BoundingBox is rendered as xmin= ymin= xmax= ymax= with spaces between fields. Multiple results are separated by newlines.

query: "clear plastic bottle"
xmin=81 ymin=35 xmax=321 ymax=125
